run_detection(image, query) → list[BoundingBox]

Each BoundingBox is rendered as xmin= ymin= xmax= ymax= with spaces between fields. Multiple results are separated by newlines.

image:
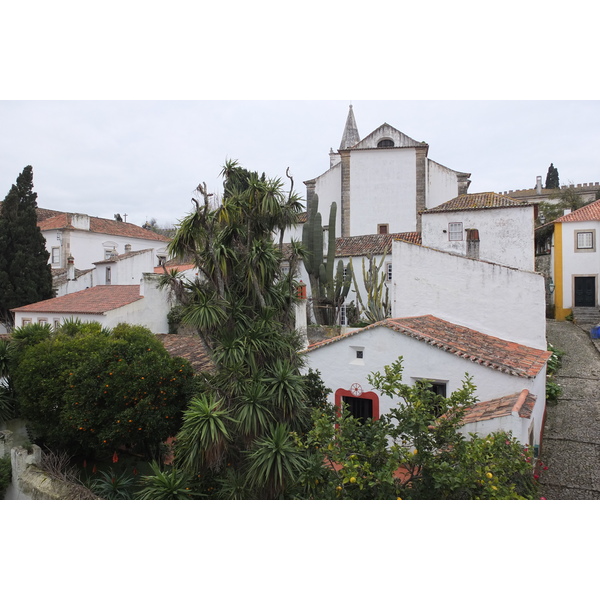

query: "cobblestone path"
xmin=540 ymin=320 xmax=600 ymax=499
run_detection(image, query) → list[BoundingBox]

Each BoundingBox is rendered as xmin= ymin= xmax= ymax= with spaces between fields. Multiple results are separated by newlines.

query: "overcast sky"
xmin=1 ymin=100 xmax=598 ymax=228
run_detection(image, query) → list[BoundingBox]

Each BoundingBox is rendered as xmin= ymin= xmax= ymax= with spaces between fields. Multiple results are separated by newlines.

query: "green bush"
xmin=11 ymin=322 xmax=195 ymax=460
xmin=0 ymin=455 xmax=11 ymax=499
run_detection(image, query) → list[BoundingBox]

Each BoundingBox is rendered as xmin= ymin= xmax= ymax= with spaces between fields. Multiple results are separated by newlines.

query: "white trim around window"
xmin=448 ymin=222 xmax=463 ymax=241
xmin=575 ymin=230 xmax=595 ymax=252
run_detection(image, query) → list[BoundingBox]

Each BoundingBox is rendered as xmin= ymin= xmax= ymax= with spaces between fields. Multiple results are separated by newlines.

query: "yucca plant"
xmin=136 ymin=462 xmax=202 ymax=500
xmin=175 ymin=395 xmax=235 ymax=473
xmin=245 ymin=424 xmax=307 ymax=499
xmin=90 ymin=468 xmax=135 ymax=500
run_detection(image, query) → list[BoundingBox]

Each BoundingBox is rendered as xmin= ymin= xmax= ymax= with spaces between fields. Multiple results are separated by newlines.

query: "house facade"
xmin=542 ymin=199 xmax=600 ymax=320
xmin=37 ymin=209 xmax=170 ymax=272
xmin=301 ymin=315 xmax=550 ymax=447
xmin=420 ymin=192 xmax=536 ymax=272
xmin=12 ymin=273 xmax=172 ymax=333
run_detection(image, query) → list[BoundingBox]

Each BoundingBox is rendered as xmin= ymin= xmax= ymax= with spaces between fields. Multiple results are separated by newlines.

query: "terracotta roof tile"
xmin=304 ymin=315 xmax=551 ymax=378
xmin=155 ymin=334 xmax=215 ymax=373
xmin=12 ymin=285 xmax=143 ymax=314
xmin=335 ymin=232 xmax=421 ymax=257
xmin=554 ymin=198 xmax=600 ymax=223
xmin=462 ymin=390 xmax=536 ymax=424
xmin=37 ymin=211 xmax=170 ymax=242
xmin=422 ymin=193 xmax=530 ymax=214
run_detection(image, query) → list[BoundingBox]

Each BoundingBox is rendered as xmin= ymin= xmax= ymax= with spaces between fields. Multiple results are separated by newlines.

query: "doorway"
xmin=574 ymin=276 xmax=596 ymax=307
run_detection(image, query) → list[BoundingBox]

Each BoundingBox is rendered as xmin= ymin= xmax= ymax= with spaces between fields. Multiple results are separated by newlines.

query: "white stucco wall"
xmin=54 ymin=270 xmax=95 ymax=297
xmin=426 ymin=160 xmax=460 ymax=208
xmin=94 ymin=250 xmax=155 ymax=286
xmin=421 ymin=205 xmax=535 ymax=271
xmin=302 ymin=325 xmax=546 ymax=445
xmin=391 ymin=241 xmax=547 ymax=350
xmin=349 ymin=148 xmax=417 ymax=235
xmin=313 ymin=162 xmax=343 ymax=237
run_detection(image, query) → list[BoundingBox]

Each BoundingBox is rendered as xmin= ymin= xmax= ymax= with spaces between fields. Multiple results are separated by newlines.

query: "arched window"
xmin=377 ymin=138 xmax=394 ymax=148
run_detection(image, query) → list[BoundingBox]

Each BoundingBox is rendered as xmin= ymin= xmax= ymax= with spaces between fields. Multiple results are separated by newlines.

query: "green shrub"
xmin=12 ymin=323 xmax=195 ymax=460
xmin=0 ymin=455 xmax=11 ymax=499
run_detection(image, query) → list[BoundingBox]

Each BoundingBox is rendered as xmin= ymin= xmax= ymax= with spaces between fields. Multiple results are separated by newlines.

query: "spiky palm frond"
xmin=175 ymin=395 xmax=235 ymax=473
xmin=245 ymin=424 xmax=307 ymax=499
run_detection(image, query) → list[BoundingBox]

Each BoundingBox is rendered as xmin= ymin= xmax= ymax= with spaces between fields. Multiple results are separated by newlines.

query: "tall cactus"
xmin=350 ymin=253 xmax=390 ymax=323
xmin=302 ymin=194 xmax=352 ymax=325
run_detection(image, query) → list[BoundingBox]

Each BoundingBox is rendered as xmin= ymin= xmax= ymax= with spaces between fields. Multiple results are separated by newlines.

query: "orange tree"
xmin=10 ymin=321 xmax=194 ymax=461
xmin=298 ymin=357 xmax=540 ymax=500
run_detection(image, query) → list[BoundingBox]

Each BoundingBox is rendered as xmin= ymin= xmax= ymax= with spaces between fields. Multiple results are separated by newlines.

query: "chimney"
xmin=67 ymin=255 xmax=75 ymax=280
xmin=536 ymin=176 xmax=542 ymax=195
xmin=125 ymin=244 xmax=132 ymax=253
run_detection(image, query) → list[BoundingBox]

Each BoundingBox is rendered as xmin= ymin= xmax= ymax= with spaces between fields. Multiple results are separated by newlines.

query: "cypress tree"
xmin=545 ymin=163 xmax=560 ymax=189
xmin=0 ymin=166 xmax=54 ymax=329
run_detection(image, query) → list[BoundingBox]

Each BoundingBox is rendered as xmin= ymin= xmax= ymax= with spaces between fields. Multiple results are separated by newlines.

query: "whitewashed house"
xmin=12 ymin=273 xmax=172 ymax=333
xmin=301 ymin=315 xmax=551 ymax=448
xmin=419 ymin=192 xmax=536 ymax=271
xmin=37 ymin=209 xmax=170 ymax=272
xmin=537 ymin=199 xmax=600 ymax=321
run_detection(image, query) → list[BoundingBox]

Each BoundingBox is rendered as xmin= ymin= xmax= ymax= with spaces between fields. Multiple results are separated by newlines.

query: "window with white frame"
xmin=51 ymin=247 xmax=60 ymax=265
xmin=386 ymin=262 xmax=392 ymax=281
xmin=22 ymin=318 xmax=32 ymax=326
xmin=339 ymin=304 xmax=348 ymax=326
xmin=448 ymin=222 xmax=463 ymax=241
xmin=576 ymin=230 xmax=595 ymax=251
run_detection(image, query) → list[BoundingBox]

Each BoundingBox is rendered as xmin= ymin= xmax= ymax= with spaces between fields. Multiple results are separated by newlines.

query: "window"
xmin=22 ymin=318 xmax=32 ymax=326
xmin=104 ymin=248 xmax=116 ymax=259
xmin=377 ymin=139 xmax=394 ymax=148
xmin=576 ymin=230 xmax=595 ymax=251
xmin=415 ymin=379 xmax=447 ymax=416
xmin=356 ymin=350 xmax=363 ymax=359
xmin=106 ymin=266 xmax=111 ymax=284
xmin=378 ymin=224 xmax=389 ymax=235
xmin=386 ymin=262 xmax=392 ymax=281
xmin=53 ymin=318 xmax=61 ymax=330
xmin=38 ymin=318 xmax=47 ymax=325
xmin=448 ymin=222 xmax=463 ymax=241
xmin=339 ymin=304 xmax=348 ymax=326
xmin=51 ymin=247 xmax=60 ymax=265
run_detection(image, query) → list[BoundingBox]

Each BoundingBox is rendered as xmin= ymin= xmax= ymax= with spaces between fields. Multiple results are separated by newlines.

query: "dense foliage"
xmin=537 ymin=186 xmax=592 ymax=225
xmin=10 ymin=321 xmax=194 ymax=460
xmin=0 ymin=166 xmax=53 ymax=329
xmin=299 ymin=358 xmax=540 ymax=500
xmin=154 ymin=161 xmax=313 ymax=499
xmin=0 ymin=455 xmax=11 ymax=498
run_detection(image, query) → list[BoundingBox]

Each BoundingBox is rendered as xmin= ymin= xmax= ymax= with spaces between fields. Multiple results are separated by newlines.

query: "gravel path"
xmin=540 ymin=320 xmax=600 ymax=499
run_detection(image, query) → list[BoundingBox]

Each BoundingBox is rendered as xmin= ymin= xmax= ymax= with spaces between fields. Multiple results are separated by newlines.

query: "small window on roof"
xmin=377 ymin=139 xmax=394 ymax=148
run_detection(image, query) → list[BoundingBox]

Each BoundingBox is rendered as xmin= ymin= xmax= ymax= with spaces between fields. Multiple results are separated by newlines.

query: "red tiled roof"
xmin=554 ymin=198 xmax=600 ymax=223
xmin=153 ymin=262 xmax=196 ymax=274
xmin=12 ymin=285 xmax=143 ymax=314
xmin=304 ymin=315 xmax=551 ymax=378
xmin=335 ymin=232 xmax=421 ymax=257
xmin=156 ymin=334 xmax=215 ymax=373
xmin=422 ymin=193 xmax=529 ymax=214
xmin=462 ymin=390 xmax=536 ymax=424
xmin=37 ymin=211 xmax=171 ymax=242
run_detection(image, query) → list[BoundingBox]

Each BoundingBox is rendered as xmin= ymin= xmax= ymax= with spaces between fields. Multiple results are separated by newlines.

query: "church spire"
xmin=339 ymin=104 xmax=360 ymax=150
